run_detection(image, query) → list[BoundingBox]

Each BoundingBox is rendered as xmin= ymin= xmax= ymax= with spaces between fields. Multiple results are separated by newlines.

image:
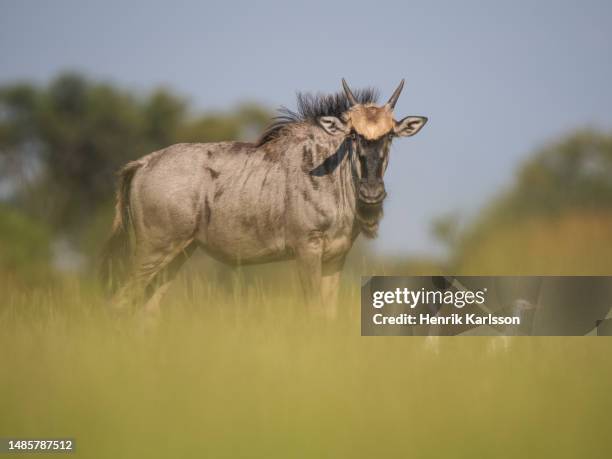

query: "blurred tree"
xmin=143 ymin=88 xmax=188 ymax=147
xmin=497 ymin=130 xmax=612 ymax=216
xmin=0 ymin=73 xmax=272 ymax=265
xmin=446 ymin=129 xmax=612 ymax=274
xmin=0 ymin=204 xmax=51 ymax=282
xmin=430 ymin=213 xmax=461 ymax=252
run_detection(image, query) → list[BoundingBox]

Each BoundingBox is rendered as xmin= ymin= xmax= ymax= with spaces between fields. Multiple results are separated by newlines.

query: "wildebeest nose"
xmin=359 ymin=184 xmax=387 ymax=204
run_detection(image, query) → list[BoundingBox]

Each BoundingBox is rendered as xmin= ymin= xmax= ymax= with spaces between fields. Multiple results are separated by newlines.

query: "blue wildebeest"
xmin=101 ymin=79 xmax=427 ymax=316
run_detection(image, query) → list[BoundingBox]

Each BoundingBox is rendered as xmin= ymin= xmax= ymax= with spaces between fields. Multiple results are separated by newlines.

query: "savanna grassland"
xmin=1 ymin=270 xmax=611 ymax=459
xmin=2 ymin=76 xmax=612 ymax=458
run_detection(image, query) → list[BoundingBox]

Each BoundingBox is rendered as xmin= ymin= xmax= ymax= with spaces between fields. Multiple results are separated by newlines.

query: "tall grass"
xmin=1 ymin=271 xmax=611 ymax=458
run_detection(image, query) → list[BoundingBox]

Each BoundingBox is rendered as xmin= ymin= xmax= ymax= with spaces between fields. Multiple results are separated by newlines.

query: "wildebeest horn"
xmin=341 ymin=78 xmax=358 ymax=106
xmin=386 ymin=79 xmax=405 ymax=109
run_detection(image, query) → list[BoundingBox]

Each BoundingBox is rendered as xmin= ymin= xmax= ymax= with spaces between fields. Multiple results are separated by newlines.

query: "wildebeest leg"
xmin=142 ymin=240 xmax=198 ymax=318
xmin=112 ymin=239 xmax=196 ymax=318
xmin=320 ymin=257 xmax=345 ymax=318
xmin=295 ymin=234 xmax=324 ymax=306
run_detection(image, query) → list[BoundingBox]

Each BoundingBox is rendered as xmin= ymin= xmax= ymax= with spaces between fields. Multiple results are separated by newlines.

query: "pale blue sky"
xmin=2 ymin=0 xmax=612 ymax=255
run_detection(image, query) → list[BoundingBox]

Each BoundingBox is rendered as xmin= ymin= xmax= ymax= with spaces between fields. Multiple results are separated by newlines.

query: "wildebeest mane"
xmin=257 ymin=88 xmax=379 ymax=146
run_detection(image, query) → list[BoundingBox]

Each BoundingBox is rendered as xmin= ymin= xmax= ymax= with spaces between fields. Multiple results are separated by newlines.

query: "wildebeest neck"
xmin=300 ymin=130 xmax=384 ymax=239
xmin=309 ymin=139 xmax=350 ymax=177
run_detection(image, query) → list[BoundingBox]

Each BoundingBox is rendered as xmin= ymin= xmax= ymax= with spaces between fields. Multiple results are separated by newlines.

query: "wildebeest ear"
xmin=394 ymin=116 xmax=428 ymax=137
xmin=319 ymin=116 xmax=349 ymax=135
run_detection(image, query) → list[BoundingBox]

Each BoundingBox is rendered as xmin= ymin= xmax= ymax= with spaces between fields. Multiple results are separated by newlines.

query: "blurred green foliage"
xmin=0 ymin=204 xmax=51 ymax=282
xmin=448 ymin=130 xmax=612 ymax=274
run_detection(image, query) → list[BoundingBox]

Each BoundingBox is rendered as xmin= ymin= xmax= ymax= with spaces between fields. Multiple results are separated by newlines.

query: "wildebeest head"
xmin=318 ymin=79 xmax=427 ymax=206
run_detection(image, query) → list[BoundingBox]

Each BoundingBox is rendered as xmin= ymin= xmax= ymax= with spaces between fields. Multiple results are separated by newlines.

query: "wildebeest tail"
xmin=99 ymin=161 xmax=141 ymax=294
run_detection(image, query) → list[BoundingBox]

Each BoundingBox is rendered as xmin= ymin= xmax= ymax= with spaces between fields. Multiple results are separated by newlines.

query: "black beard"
xmin=356 ymin=201 xmax=384 ymax=238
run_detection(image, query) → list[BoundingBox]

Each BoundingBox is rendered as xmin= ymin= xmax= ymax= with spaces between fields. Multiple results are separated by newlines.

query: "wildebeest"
xmin=101 ymin=79 xmax=427 ymax=316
